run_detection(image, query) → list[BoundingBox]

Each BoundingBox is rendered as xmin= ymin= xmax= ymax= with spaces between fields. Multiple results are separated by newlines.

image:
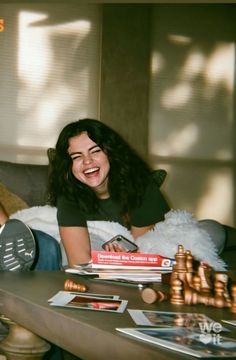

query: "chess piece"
xmin=64 ymin=279 xmax=88 ymax=293
xmin=230 ymin=284 xmax=236 ymax=313
xmin=173 ymin=245 xmax=187 ymax=272
xmin=170 ymin=278 xmax=185 ymax=305
xmin=192 ymin=274 xmax=201 ymax=292
xmin=171 ymin=245 xmax=187 ymax=285
xmin=212 ymin=280 xmax=229 ymax=308
xmin=197 ymin=264 xmax=212 ymax=295
xmin=214 ymin=272 xmax=231 ymax=305
xmin=185 ymin=250 xmax=194 ymax=285
xmin=186 ymin=250 xmax=194 ymax=273
xmin=184 ymin=286 xmax=213 ymax=306
xmin=141 ymin=287 xmax=169 ymax=304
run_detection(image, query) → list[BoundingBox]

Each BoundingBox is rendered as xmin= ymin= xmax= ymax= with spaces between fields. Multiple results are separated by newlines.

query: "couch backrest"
xmin=0 ymin=160 xmax=49 ymax=207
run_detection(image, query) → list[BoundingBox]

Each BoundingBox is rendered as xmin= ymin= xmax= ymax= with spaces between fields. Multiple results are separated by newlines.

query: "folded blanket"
xmin=10 ymin=206 xmax=226 ymax=270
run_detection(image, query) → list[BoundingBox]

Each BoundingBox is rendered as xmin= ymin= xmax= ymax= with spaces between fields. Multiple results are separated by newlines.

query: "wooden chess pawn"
xmin=170 ymin=278 xmax=185 ymax=305
xmin=197 ymin=264 xmax=212 ymax=295
xmin=192 ymin=274 xmax=202 ymax=292
xmin=212 ymin=280 xmax=230 ymax=308
xmin=141 ymin=287 xmax=169 ymax=304
xmin=64 ymin=279 xmax=88 ymax=293
xmin=184 ymin=286 xmax=214 ymax=306
xmin=230 ymin=284 xmax=236 ymax=313
xmin=214 ymin=272 xmax=231 ymax=305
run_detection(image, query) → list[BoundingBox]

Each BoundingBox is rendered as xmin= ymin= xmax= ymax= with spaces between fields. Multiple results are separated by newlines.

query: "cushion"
xmin=0 ymin=160 xmax=49 ymax=206
xmin=0 ymin=182 xmax=29 ymax=216
xmin=152 ymin=169 xmax=167 ymax=187
xmin=47 ymin=148 xmax=56 ymax=163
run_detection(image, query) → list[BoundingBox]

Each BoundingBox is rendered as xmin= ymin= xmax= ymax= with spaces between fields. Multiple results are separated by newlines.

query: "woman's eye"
xmin=91 ymin=148 xmax=101 ymax=154
xmin=71 ymin=155 xmax=81 ymax=161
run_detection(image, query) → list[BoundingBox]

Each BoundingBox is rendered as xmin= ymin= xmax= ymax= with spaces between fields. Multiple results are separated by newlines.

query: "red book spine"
xmin=91 ymin=251 xmax=173 ymax=267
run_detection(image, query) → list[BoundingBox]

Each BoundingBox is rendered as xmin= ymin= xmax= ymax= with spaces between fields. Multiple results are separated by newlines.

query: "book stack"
xmin=65 ymin=250 xmax=174 ymax=284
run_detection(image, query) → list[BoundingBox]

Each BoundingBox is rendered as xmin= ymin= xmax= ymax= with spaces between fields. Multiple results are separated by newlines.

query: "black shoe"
xmin=0 ymin=219 xmax=36 ymax=271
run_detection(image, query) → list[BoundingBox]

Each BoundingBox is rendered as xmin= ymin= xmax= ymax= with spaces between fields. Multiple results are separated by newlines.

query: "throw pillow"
xmin=0 ymin=182 xmax=29 ymax=216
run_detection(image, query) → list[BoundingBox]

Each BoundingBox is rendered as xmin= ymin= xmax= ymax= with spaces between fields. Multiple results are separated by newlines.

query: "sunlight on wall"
xmin=18 ymin=12 xmax=50 ymax=86
xmin=151 ymin=52 xmax=165 ymax=75
xmin=204 ymin=43 xmax=234 ymax=92
xmin=180 ymin=52 xmax=205 ymax=80
xmin=17 ymin=10 xmax=95 ymax=152
xmin=160 ymin=82 xmax=193 ymax=109
xmin=150 ymin=40 xmax=234 ymax=160
xmin=149 ymin=21 xmax=235 ymax=225
xmin=152 ymin=123 xmax=199 ymax=156
xmin=168 ymin=34 xmax=192 ymax=45
xmin=196 ymin=173 xmax=233 ymax=224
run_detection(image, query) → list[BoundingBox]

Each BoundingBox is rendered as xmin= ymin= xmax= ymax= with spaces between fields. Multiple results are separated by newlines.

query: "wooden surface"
xmin=0 ymin=271 xmax=235 ymax=360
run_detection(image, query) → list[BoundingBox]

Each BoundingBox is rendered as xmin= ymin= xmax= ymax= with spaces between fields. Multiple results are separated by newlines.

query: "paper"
xmin=48 ymin=291 xmax=128 ymax=313
xmin=116 ymin=327 xmax=236 ymax=358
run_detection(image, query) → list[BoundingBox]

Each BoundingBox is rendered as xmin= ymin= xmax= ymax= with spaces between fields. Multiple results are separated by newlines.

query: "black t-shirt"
xmin=57 ymin=180 xmax=170 ymax=229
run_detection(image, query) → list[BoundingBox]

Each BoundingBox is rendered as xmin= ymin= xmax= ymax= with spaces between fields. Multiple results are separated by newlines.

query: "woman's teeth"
xmin=84 ymin=167 xmax=99 ymax=175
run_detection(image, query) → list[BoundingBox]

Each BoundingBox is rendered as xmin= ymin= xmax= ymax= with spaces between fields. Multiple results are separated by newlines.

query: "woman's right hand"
xmin=103 ymin=240 xmax=127 ymax=252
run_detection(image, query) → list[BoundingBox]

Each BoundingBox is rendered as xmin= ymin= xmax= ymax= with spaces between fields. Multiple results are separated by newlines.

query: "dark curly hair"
xmin=48 ymin=119 xmax=152 ymax=216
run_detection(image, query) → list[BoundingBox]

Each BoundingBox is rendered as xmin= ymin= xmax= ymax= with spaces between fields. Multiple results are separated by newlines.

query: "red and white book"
xmin=83 ymin=250 xmax=174 ymax=270
xmin=91 ymin=250 xmax=174 ymax=268
xmin=66 ymin=251 xmax=174 ymax=282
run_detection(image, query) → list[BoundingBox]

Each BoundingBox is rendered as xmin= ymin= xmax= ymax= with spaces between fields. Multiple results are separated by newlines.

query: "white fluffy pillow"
xmin=10 ymin=206 xmax=226 ymax=271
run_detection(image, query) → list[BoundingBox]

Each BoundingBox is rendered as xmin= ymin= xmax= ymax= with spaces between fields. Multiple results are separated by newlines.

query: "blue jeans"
xmin=31 ymin=229 xmax=62 ymax=271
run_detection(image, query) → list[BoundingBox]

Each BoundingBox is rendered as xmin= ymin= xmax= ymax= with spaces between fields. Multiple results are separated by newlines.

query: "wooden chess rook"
xmin=64 ymin=279 xmax=88 ymax=293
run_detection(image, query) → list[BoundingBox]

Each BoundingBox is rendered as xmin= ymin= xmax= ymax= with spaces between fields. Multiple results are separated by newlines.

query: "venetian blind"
xmin=0 ymin=3 xmax=101 ymax=164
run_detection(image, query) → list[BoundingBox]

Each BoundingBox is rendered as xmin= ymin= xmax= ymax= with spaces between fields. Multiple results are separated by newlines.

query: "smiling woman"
xmin=68 ymin=133 xmax=110 ymax=198
xmin=47 ymin=118 xmax=228 ymax=269
xmin=48 ymin=118 xmax=170 ymax=266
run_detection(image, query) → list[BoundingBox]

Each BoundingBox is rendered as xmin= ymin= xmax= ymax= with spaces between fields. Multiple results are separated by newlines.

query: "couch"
xmin=0 ymin=158 xmax=236 ymax=270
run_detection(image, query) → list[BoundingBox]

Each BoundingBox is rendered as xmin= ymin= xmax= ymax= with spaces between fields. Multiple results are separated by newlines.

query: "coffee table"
xmin=0 ymin=271 xmax=235 ymax=360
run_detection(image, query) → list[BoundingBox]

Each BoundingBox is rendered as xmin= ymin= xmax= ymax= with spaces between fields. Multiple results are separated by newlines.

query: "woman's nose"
xmin=83 ymin=154 xmax=92 ymax=164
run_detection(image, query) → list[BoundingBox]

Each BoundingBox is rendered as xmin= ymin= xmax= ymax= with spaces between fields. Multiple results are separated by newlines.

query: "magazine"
xmin=65 ymin=267 xmax=164 ymax=283
xmin=128 ymin=310 xmax=229 ymax=332
xmin=48 ymin=291 xmax=127 ymax=313
xmin=116 ymin=327 xmax=236 ymax=358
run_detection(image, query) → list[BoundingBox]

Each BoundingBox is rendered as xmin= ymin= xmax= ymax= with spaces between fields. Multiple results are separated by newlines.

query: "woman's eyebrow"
xmin=69 ymin=145 xmax=100 ymax=156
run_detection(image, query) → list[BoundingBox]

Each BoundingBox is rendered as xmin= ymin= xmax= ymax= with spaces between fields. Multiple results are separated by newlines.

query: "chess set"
xmin=141 ymin=245 xmax=236 ymax=313
xmin=62 ymin=245 xmax=236 ymax=313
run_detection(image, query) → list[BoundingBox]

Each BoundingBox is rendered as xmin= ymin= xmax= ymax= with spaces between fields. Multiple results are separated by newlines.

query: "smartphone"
xmin=102 ymin=235 xmax=138 ymax=253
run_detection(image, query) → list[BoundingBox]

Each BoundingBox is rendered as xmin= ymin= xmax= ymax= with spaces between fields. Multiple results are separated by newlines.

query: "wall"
xmin=149 ymin=4 xmax=236 ymax=226
xmin=100 ymin=4 xmax=236 ymax=227
xmin=100 ymin=4 xmax=151 ymax=160
xmin=0 ymin=3 xmax=101 ymax=164
xmin=1 ymin=3 xmax=235 ymax=226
